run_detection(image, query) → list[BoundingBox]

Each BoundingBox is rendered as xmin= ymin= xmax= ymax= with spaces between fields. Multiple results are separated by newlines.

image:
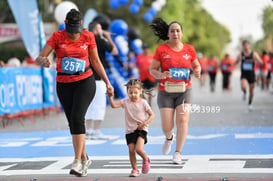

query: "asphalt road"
xmin=0 ymin=69 xmax=273 ymax=181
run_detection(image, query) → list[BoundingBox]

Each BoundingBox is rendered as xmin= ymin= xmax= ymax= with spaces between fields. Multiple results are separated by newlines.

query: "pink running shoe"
xmin=129 ymin=169 xmax=140 ymax=177
xmin=142 ymin=157 xmax=150 ymax=174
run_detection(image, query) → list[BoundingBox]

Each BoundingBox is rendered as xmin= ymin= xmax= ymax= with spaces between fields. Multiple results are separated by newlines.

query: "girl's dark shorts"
xmin=157 ymin=87 xmax=192 ymax=109
xmin=126 ymin=130 xmax=148 ymax=145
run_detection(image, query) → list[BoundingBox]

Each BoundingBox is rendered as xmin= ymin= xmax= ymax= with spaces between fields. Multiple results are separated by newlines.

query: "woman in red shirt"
xmin=136 ymin=43 xmax=157 ymax=105
xmin=35 ymin=9 xmax=114 ymax=177
xmin=221 ymin=53 xmax=233 ymax=90
xmin=207 ymin=55 xmax=219 ymax=92
xmin=150 ymin=18 xmax=201 ymax=164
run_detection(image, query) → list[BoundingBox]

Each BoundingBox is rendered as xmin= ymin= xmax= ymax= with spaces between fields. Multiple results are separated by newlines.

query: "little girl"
xmin=108 ymin=79 xmax=154 ymax=177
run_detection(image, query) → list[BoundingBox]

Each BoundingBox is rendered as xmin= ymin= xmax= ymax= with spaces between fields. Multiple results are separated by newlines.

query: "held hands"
xmin=106 ymin=83 xmax=114 ymax=97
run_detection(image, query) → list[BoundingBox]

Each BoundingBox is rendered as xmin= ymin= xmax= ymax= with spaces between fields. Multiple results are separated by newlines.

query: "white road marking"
xmin=0 ymin=155 xmax=272 ymax=176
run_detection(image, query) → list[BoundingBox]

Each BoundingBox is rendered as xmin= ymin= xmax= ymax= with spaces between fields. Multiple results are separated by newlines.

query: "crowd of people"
xmin=1 ymin=8 xmax=273 ymax=178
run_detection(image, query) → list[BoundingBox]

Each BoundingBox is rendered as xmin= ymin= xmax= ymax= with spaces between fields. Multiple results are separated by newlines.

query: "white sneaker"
xmin=92 ymin=130 xmax=109 ymax=140
xmin=81 ymin=156 xmax=92 ymax=177
xmin=242 ymin=93 xmax=246 ymax=101
xmin=248 ymin=104 xmax=253 ymax=112
xmin=162 ymin=134 xmax=174 ymax=155
xmin=172 ymin=152 xmax=182 ymax=164
xmin=69 ymin=159 xmax=82 ymax=177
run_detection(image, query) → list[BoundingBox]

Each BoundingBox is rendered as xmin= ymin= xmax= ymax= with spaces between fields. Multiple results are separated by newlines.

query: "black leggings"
xmin=57 ymin=76 xmax=96 ymax=134
xmin=222 ymin=72 xmax=231 ymax=89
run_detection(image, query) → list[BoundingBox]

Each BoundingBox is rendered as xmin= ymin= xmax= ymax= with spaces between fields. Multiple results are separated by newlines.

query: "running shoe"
xmin=242 ymin=93 xmax=246 ymax=101
xmin=162 ymin=134 xmax=174 ymax=155
xmin=172 ymin=152 xmax=182 ymax=164
xmin=69 ymin=159 xmax=82 ymax=177
xmin=92 ymin=130 xmax=109 ymax=140
xmin=248 ymin=104 xmax=253 ymax=112
xmin=142 ymin=157 xmax=150 ymax=174
xmin=129 ymin=169 xmax=140 ymax=177
xmin=81 ymin=156 xmax=92 ymax=177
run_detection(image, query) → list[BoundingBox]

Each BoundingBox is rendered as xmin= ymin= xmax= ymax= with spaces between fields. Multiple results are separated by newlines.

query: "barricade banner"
xmin=0 ymin=67 xmax=57 ymax=115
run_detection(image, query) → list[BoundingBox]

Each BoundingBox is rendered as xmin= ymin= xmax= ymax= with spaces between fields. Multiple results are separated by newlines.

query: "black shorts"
xmin=157 ymin=87 xmax=192 ymax=109
xmin=126 ymin=130 xmax=147 ymax=145
xmin=142 ymin=79 xmax=157 ymax=90
xmin=241 ymin=71 xmax=255 ymax=84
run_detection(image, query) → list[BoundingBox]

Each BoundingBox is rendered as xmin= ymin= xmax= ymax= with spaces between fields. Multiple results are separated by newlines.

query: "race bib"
xmin=242 ymin=62 xmax=253 ymax=71
xmin=268 ymin=63 xmax=272 ymax=70
xmin=208 ymin=65 xmax=214 ymax=71
xmin=222 ymin=65 xmax=228 ymax=70
xmin=169 ymin=68 xmax=190 ymax=80
xmin=61 ymin=57 xmax=86 ymax=75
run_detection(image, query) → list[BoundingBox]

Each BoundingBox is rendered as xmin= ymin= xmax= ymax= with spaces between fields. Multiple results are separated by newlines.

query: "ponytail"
xmin=150 ymin=17 xmax=169 ymax=41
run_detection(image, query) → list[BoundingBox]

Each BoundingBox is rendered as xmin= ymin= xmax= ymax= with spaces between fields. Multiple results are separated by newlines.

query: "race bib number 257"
xmin=61 ymin=57 xmax=86 ymax=75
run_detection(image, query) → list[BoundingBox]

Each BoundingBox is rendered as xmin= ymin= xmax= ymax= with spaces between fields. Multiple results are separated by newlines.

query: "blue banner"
xmin=8 ymin=0 xmax=45 ymax=59
xmin=0 ymin=67 xmax=58 ymax=115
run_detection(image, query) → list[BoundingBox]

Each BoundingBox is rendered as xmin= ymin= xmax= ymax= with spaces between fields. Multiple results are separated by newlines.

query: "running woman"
xmin=35 ymin=9 xmax=114 ymax=177
xmin=207 ymin=55 xmax=219 ymax=92
xmin=220 ymin=53 xmax=234 ymax=90
xmin=108 ymin=79 xmax=154 ymax=177
xmin=234 ymin=40 xmax=263 ymax=111
xmin=136 ymin=43 xmax=157 ymax=105
xmin=149 ymin=17 xmax=201 ymax=164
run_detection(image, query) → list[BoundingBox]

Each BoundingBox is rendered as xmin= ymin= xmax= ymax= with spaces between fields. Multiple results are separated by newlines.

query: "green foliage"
xmin=262 ymin=6 xmax=273 ymax=39
xmin=0 ymin=44 xmax=28 ymax=63
xmin=1 ymin=0 xmax=231 ymax=58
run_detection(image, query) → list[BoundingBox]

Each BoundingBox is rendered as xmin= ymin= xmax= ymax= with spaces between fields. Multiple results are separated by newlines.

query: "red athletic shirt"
xmin=47 ymin=30 xmax=96 ymax=83
xmin=207 ymin=58 xmax=218 ymax=73
xmin=261 ymin=54 xmax=269 ymax=71
xmin=136 ymin=53 xmax=155 ymax=82
xmin=198 ymin=57 xmax=207 ymax=73
xmin=153 ymin=43 xmax=197 ymax=91
xmin=220 ymin=57 xmax=233 ymax=73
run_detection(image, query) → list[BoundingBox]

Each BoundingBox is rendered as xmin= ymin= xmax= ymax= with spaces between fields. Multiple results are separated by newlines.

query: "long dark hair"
xmin=150 ymin=17 xmax=183 ymax=41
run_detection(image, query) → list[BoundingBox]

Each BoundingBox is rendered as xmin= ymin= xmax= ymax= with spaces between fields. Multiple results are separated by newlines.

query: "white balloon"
xmin=152 ymin=1 xmax=162 ymax=11
xmin=157 ymin=0 xmax=166 ymax=7
xmin=54 ymin=1 xmax=78 ymax=23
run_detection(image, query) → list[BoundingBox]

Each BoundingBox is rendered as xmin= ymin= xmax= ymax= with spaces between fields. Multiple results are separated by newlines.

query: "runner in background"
xmin=269 ymin=52 xmax=273 ymax=91
xmin=260 ymin=50 xmax=269 ymax=90
xmin=197 ymin=52 xmax=207 ymax=88
xmin=207 ymin=55 xmax=218 ymax=92
xmin=85 ymin=21 xmax=118 ymax=140
xmin=108 ymin=79 xmax=154 ymax=177
xmin=220 ymin=53 xmax=234 ymax=91
xmin=234 ymin=40 xmax=263 ymax=112
xmin=135 ymin=43 xmax=157 ymax=106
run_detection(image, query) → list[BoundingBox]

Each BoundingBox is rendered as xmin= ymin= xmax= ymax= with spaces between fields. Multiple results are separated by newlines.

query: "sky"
xmin=200 ymin=0 xmax=273 ymax=49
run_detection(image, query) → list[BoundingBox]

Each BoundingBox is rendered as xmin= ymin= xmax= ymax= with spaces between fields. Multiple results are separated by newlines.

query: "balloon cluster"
xmin=109 ymin=0 xmax=166 ymax=23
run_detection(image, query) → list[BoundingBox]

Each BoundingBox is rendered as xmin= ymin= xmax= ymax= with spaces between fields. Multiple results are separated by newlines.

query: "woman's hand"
xmin=193 ymin=68 xmax=201 ymax=79
xmin=106 ymin=83 xmax=114 ymax=97
xmin=36 ymin=56 xmax=51 ymax=68
xmin=160 ymin=71 xmax=172 ymax=79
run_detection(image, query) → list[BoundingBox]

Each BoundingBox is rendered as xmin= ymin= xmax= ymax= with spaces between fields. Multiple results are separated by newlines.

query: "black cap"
xmin=142 ymin=43 xmax=149 ymax=49
xmin=65 ymin=9 xmax=83 ymax=33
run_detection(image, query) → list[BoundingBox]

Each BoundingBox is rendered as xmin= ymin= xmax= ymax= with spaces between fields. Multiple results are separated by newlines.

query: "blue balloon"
xmin=129 ymin=4 xmax=139 ymax=14
xmin=133 ymin=0 xmax=143 ymax=6
xmin=143 ymin=12 xmax=153 ymax=23
xmin=148 ymin=7 xmax=157 ymax=16
xmin=109 ymin=0 xmax=120 ymax=9
xmin=110 ymin=19 xmax=128 ymax=35
xmin=119 ymin=0 xmax=129 ymax=5
xmin=58 ymin=22 xmax=65 ymax=31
